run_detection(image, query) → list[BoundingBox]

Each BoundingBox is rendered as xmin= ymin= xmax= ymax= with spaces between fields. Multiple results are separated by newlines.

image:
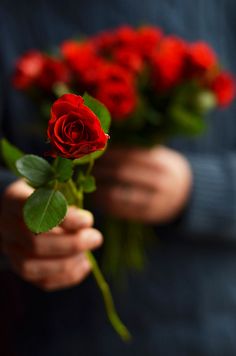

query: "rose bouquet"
xmin=0 ymin=93 xmax=130 ymax=341
xmin=12 ymin=25 xmax=235 ymax=277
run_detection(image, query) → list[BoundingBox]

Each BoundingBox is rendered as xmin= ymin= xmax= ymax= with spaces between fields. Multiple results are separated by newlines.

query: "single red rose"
xmin=151 ymin=36 xmax=187 ymax=91
xmin=137 ymin=26 xmax=162 ymax=57
xmin=47 ymin=94 xmax=109 ymax=159
xmin=112 ymin=48 xmax=143 ymax=73
xmin=97 ymin=63 xmax=134 ymax=86
xmin=61 ymin=40 xmax=96 ymax=65
xmin=12 ymin=51 xmax=44 ymax=90
xmin=210 ymin=72 xmax=235 ymax=107
xmin=61 ymin=40 xmax=104 ymax=89
xmin=38 ymin=57 xmax=69 ymax=91
xmin=94 ymin=64 xmax=136 ymax=120
xmin=185 ymin=42 xmax=217 ymax=76
xmin=92 ymin=26 xmax=138 ymax=56
xmin=96 ymin=82 xmax=137 ymax=120
xmin=13 ymin=51 xmax=69 ymax=92
xmin=91 ymin=31 xmax=117 ymax=55
xmin=112 ymin=26 xmax=138 ymax=49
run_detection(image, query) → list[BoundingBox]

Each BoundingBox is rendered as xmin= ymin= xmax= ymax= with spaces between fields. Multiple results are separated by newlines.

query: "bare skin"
xmin=0 ymin=179 xmax=103 ymax=291
xmin=95 ymin=146 xmax=193 ymax=224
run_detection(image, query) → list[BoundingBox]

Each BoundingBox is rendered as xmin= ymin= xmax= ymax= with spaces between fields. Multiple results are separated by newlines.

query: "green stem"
xmin=68 ymin=179 xmax=83 ymax=207
xmin=86 ymin=250 xmax=131 ymax=341
xmin=86 ymin=156 xmax=94 ymax=177
xmin=68 ymin=177 xmax=131 ymax=341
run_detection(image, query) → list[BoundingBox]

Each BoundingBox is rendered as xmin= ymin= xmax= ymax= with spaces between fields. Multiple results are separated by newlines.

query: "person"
xmin=0 ymin=0 xmax=236 ymax=355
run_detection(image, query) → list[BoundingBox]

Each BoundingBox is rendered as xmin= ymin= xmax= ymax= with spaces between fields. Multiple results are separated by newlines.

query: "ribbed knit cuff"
xmin=182 ymin=154 xmax=236 ymax=237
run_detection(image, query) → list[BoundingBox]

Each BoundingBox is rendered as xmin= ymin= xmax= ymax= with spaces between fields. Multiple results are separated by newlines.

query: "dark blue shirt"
xmin=1 ymin=1 xmax=236 ymax=355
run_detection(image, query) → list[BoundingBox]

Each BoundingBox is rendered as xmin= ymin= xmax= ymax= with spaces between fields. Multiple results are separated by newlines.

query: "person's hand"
xmin=94 ymin=146 xmax=192 ymax=224
xmin=0 ymin=180 xmax=103 ymax=291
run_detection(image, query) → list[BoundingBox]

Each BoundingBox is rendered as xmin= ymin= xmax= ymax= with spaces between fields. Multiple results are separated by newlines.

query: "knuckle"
xmin=69 ymin=238 xmax=82 ymax=253
xmin=78 ymin=258 xmax=91 ymax=277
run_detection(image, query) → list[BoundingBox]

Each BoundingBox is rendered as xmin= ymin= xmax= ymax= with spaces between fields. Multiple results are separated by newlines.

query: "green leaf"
xmin=0 ymin=139 xmax=24 ymax=175
xmin=81 ymin=175 xmax=96 ymax=193
xmin=24 ymin=187 xmax=67 ymax=233
xmin=169 ymin=107 xmax=206 ymax=135
xmin=57 ymin=182 xmax=78 ymax=205
xmin=16 ymin=155 xmax=54 ymax=187
xmin=53 ymin=157 xmax=73 ymax=182
xmin=83 ymin=92 xmax=111 ymax=134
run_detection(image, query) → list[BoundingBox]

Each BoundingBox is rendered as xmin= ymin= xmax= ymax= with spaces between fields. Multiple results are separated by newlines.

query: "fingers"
xmin=99 ymin=146 xmax=166 ymax=170
xmin=11 ymin=252 xmax=91 ymax=291
xmin=3 ymin=227 xmax=103 ymax=257
xmin=95 ymin=164 xmax=157 ymax=190
xmin=60 ymin=207 xmax=94 ymax=231
xmin=1 ymin=180 xmax=34 ymax=218
xmin=1 ymin=203 xmax=99 ymax=256
xmin=38 ymin=255 xmax=91 ymax=291
xmin=94 ymin=185 xmax=154 ymax=221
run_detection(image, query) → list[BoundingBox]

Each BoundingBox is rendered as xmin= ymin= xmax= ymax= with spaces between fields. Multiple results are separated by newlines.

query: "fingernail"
xmin=83 ymin=230 xmax=103 ymax=245
xmin=70 ymin=209 xmax=93 ymax=226
xmin=91 ymin=230 xmax=102 ymax=244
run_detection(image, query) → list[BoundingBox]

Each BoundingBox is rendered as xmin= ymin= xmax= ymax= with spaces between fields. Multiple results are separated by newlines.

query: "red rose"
xmin=185 ymin=42 xmax=217 ymax=75
xmin=96 ymin=82 xmax=137 ymax=120
xmin=92 ymin=26 xmax=138 ymax=56
xmin=61 ymin=40 xmax=103 ymax=89
xmin=97 ymin=63 xmax=135 ymax=86
xmin=91 ymin=31 xmax=117 ymax=55
xmin=137 ymin=26 xmax=162 ymax=58
xmin=95 ymin=63 xmax=136 ymax=119
xmin=151 ymin=36 xmax=187 ymax=91
xmin=47 ymin=94 xmax=109 ymax=159
xmin=112 ymin=26 xmax=138 ymax=49
xmin=38 ymin=57 xmax=69 ymax=91
xmin=12 ymin=51 xmax=44 ymax=90
xmin=13 ymin=51 xmax=69 ymax=91
xmin=210 ymin=72 xmax=235 ymax=107
xmin=113 ymin=48 xmax=143 ymax=73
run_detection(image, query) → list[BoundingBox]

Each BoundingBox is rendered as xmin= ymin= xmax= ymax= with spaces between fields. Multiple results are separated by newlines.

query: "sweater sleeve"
xmin=180 ymin=153 xmax=236 ymax=239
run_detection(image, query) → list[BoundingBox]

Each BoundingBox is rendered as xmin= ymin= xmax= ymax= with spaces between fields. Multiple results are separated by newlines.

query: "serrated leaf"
xmin=0 ymin=139 xmax=24 ymax=175
xmin=81 ymin=175 xmax=96 ymax=193
xmin=24 ymin=187 xmax=67 ymax=233
xmin=83 ymin=92 xmax=111 ymax=134
xmin=16 ymin=155 xmax=54 ymax=187
xmin=53 ymin=157 xmax=73 ymax=182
